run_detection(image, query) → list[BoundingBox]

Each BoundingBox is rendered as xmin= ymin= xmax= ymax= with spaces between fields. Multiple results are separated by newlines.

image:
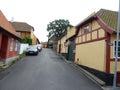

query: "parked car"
xmin=25 ymin=45 xmax=38 ymax=55
xmin=37 ymin=44 xmax=42 ymax=52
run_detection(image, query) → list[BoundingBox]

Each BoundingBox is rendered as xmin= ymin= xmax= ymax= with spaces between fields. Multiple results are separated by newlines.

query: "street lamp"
xmin=113 ymin=0 xmax=120 ymax=89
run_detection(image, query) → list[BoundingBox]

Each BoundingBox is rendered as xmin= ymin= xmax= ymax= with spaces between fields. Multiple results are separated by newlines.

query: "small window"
xmin=15 ymin=41 xmax=18 ymax=51
xmin=17 ymin=32 xmax=21 ymax=37
xmin=113 ymin=40 xmax=120 ymax=58
xmin=10 ymin=39 xmax=14 ymax=51
xmin=84 ymin=25 xmax=89 ymax=33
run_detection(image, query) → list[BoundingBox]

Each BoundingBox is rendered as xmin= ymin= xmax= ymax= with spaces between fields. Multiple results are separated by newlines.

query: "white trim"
xmin=113 ymin=40 xmax=120 ymax=58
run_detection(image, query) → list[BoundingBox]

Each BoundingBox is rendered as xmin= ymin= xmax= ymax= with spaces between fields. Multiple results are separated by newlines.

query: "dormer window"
xmin=84 ymin=25 xmax=89 ymax=33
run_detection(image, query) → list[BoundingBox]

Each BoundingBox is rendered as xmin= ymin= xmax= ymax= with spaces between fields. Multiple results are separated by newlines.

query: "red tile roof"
xmin=0 ymin=10 xmax=20 ymax=40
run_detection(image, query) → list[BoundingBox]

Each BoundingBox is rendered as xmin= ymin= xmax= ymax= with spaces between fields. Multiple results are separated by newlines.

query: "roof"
xmin=10 ymin=22 xmax=34 ymax=32
xmin=76 ymin=9 xmax=118 ymax=34
xmin=96 ymin=9 xmax=118 ymax=31
xmin=0 ymin=10 xmax=20 ymax=40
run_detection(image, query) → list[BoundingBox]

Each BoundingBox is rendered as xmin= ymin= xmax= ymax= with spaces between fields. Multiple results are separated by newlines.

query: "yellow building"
xmin=75 ymin=9 xmax=120 ymax=85
xmin=57 ymin=27 xmax=76 ymax=61
xmin=10 ymin=22 xmax=37 ymax=45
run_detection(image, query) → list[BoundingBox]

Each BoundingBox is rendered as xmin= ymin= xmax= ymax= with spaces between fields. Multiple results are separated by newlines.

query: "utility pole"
xmin=113 ymin=0 xmax=120 ymax=89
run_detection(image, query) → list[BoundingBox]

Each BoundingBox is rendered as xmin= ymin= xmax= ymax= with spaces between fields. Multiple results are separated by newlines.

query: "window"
xmin=15 ymin=41 xmax=18 ymax=51
xmin=84 ymin=25 xmax=89 ymax=33
xmin=10 ymin=39 xmax=14 ymax=51
xmin=114 ymin=40 xmax=120 ymax=58
xmin=17 ymin=32 xmax=21 ymax=37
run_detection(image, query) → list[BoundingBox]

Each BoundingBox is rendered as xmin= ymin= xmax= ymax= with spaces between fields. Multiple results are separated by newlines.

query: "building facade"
xmin=0 ymin=10 xmax=21 ymax=64
xmin=75 ymin=9 xmax=120 ymax=85
xmin=10 ymin=22 xmax=37 ymax=45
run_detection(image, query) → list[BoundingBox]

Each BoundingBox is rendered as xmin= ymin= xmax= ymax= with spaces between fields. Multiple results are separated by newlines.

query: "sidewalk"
xmin=57 ymin=52 xmax=120 ymax=90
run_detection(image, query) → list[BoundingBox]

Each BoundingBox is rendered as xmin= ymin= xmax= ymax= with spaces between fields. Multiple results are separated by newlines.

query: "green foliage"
xmin=21 ymin=36 xmax=32 ymax=45
xmin=47 ymin=19 xmax=73 ymax=38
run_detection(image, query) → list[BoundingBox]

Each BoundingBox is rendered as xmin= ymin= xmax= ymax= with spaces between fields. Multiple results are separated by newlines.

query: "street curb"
xmin=66 ymin=61 xmax=105 ymax=86
xmin=57 ymin=53 xmax=105 ymax=85
xmin=0 ymin=58 xmax=25 ymax=80
xmin=56 ymin=53 xmax=120 ymax=90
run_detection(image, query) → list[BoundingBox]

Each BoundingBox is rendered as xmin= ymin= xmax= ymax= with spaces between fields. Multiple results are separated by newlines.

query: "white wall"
xmin=19 ymin=43 xmax=29 ymax=54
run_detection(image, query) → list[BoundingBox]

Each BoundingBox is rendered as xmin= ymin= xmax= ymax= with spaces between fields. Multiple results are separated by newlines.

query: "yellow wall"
xmin=67 ymin=27 xmax=76 ymax=39
xmin=76 ymin=20 xmax=105 ymax=44
xmin=110 ymin=62 xmax=120 ymax=73
xmin=75 ymin=20 xmax=107 ymax=72
xmin=59 ymin=35 xmax=68 ymax=53
xmin=57 ymin=40 xmax=60 ymax=52
xmin=21 ymin=32 xmax=30 ymax=38
xmin=32 ymin=33 xmax=37 ymax=45
xmin=57 ymin=27 xmax=76 ymax=53
xmin=110 ymin=34 xmax=115 ymax=58
xmin=75 ymin=40 xmax=106 ymax=72
xmin=91 ymin=20 xmax=100 ymax=30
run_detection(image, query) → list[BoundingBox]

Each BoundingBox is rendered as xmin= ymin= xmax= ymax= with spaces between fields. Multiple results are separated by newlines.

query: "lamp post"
xmin=113 ymin=0 xmax=120 ymax=89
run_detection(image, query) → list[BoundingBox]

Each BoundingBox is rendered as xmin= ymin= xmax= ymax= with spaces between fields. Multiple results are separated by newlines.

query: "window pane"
xmin=114 ymin=41 xmax=116 ymax=45
xmin=114 ymin=40 xmax=120 ymax=57
xmin=119 ymin=42 xmax=120 ymax=46
xmin=118 ymin=52 xmax=120 ymax=57
xmin=118 ymin=47 xmax=120 ymax=51
xmin=84 ymin=26 xmax=89 ymax=33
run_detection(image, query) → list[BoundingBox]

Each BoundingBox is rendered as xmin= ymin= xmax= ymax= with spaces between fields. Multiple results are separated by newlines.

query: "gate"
xmin=68 ymin=41 xmax=75 ymax=62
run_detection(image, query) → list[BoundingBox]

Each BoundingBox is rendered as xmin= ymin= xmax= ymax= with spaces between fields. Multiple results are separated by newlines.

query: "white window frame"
xmin=84 ymin=25 xmax=90 ymax=33
xmin=113 ymin=40 xmax=120 ymax=58
xmin=17 ymin=32 xmax=21 ymax=37
xmin=15 ymin=40 xmax=18 ymax=51
xmin=10 ymin=38 xmax=14 ymax=51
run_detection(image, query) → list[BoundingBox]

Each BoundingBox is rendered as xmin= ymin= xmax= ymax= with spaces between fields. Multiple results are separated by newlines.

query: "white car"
xmin=25 ymin=45 xmax=38 ymax=55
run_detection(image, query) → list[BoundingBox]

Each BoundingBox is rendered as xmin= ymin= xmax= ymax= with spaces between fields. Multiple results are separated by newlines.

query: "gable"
xmin=67 ymin=27 xmax=76 ymax=39
xmin=75 ymin=19 xmax=106 ymax=45
xmin=76 ymin=9 xmax=118 ymax=36
xmin=0 ymin=10 xmax=20 ymax=40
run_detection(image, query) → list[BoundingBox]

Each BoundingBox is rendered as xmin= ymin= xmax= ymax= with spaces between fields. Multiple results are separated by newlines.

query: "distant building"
xmin=41 ymin=42 xmax=47 ymax=48
xmin=10 ymin=22 xmax=38 ymax=45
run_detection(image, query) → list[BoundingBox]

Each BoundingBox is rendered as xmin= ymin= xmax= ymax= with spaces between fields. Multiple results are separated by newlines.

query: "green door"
xmin=68 ymin=41 xmax=75 ymax=62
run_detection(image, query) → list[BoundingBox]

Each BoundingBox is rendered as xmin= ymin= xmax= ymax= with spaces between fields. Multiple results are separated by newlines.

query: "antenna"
xmin=11 ymin=17 xmax=14 ymax=22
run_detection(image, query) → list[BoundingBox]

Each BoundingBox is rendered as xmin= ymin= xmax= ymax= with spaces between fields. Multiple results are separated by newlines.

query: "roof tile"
xmin=10 ymin=22 xmax=34 ymax=32
xmin=0 ymin=10 xmax=20 ymax=39
xmin=97 ymin=9 xmax=118 ymax=31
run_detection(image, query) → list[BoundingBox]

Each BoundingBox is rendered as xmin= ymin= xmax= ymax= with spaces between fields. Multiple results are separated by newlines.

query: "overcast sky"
xmin=0 ymin=0 xmax=119 ymax=42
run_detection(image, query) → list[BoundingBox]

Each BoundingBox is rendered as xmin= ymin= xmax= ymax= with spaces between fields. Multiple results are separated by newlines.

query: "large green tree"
xmin=47 ymin=19 xmax=72 ymax=38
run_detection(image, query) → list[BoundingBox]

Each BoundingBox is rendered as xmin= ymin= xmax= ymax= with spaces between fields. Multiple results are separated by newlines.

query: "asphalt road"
xmin=0 ymin=48 xmax=102 ymax=90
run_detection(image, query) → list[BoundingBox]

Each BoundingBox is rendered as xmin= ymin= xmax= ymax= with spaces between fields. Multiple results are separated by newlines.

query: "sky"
xmin=0 ymin=0 xmax=119 ymax=42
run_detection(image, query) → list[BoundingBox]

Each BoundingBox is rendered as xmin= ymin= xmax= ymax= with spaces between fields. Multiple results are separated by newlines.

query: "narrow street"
xmin=0 ymin=48 xmax=102 ymax=90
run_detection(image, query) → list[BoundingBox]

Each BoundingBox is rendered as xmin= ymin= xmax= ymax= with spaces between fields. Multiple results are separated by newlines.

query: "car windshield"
xmin=27 ymin=46 xmax=37 ymax=49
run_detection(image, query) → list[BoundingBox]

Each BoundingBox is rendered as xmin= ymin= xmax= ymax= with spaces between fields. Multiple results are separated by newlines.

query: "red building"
xmin=0 ymin=10 xmax=21 ymax=64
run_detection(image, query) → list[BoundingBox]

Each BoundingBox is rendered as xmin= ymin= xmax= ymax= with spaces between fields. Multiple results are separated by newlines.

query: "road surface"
xmin=0 ymin=48 xmax=102 ymax=90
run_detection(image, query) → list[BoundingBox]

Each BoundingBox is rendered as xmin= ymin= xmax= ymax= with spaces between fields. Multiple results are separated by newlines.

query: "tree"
xmin=47 ymin=19 xmax=72 ymax=38
xmin=21 ymin=36 xmax=32 ymax=45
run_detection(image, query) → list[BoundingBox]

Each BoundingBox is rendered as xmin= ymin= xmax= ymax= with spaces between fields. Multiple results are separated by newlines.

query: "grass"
xmin=0 ymin=53 xmax=26 ymax=71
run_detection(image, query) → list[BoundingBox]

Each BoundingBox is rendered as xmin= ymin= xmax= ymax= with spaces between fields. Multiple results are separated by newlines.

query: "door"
xmin=58 ymin=44 xmax=61 ymax=53
xmin=68 ymin=41 xmax=75 ymax=62
xmin=1 ymin=35 xmax=8 ymax=58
